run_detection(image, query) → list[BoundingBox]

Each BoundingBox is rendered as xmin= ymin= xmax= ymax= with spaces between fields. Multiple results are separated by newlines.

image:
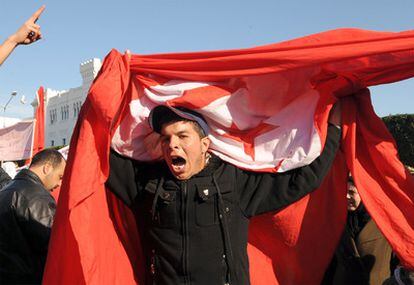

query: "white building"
xmin=32 ymin=58 xmax=102 ymax=147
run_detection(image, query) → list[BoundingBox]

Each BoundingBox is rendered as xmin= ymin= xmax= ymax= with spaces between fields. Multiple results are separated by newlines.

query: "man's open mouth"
xmin=171 ymin=156 xmax=186 ymax=172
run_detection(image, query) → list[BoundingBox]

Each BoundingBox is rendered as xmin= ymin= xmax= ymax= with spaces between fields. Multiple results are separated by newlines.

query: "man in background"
xmin=323 ymin=175 xmax=394 ymax=285
xmin=0 ymin=149 xmax=65 ymax=284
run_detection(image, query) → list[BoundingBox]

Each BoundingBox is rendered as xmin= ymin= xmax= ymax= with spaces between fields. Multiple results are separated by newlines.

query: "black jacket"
xmin=0 ymin=169 xmax=56 ymax=284
xmin=106 ymin=125 xmax=340 ymax=285
xmin=0 ymin=167 xmax=11 ymax=190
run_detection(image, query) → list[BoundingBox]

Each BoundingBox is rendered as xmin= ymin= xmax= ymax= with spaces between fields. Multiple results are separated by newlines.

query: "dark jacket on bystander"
xmin=0 ymin=169 xmax=56 ymax=284
xmin=0 ymin=167 xmax=11 ymax=190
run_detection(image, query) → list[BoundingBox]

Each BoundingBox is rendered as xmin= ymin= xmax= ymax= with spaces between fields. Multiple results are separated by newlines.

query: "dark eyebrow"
xmin=160 ymin=130 xmax=189 ymax=139
xmin=176 ymin=131 xmax=190 ymax=135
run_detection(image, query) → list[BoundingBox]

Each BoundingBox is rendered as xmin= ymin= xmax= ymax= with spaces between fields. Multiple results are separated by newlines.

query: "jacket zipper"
xmin=181 ymin=181 xmax=190 ymax=284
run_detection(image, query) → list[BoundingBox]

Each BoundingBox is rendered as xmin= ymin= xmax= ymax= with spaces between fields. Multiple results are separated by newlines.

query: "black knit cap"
xmin=148 ymin=105 xmax=209 ymax=136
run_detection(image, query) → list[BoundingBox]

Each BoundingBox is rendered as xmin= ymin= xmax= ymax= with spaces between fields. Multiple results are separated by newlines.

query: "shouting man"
xmin=107 ymin=104 xmax=341 ymax=285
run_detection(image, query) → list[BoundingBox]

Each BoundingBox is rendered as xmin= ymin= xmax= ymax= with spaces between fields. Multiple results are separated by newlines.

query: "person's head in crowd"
xmin=346 ymin=175 xmax=361 ymax=211
xmin=29 ymin=149 xmax=66 ymax=191
xmin=149 ymin=105 xmax=210 ymax=180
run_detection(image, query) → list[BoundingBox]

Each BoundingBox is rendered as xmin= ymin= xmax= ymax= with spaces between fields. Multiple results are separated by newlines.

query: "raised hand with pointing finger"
xmin=0 ymin=5 xmax=45 ymax=66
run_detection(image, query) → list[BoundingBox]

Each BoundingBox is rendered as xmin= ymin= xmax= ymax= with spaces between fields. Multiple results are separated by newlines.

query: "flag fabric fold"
xmin=32 ymin=86 xmax=45 ymax=156
xmin=44 ymin=28 xmax=414 ymax=285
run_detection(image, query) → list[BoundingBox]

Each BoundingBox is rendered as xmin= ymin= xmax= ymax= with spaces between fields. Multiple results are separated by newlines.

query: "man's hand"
xmin=0 ymin=6 xmax=45 ymax=66
xmin=8 ymin=5 xmax=45 ymax=46
xmin=328 ymin=101 xmax=342 ymax=128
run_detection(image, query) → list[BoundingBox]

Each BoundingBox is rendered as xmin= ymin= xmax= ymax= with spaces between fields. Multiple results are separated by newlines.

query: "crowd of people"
xmin=0 ymin=6 xmax=413 ymax=285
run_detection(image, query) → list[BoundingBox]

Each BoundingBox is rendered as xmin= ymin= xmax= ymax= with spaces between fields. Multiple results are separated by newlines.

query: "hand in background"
xmin=0 ymin=6 xmax=45 ymax=66
xmin=8 ymin=5 xmax=45 ymax=45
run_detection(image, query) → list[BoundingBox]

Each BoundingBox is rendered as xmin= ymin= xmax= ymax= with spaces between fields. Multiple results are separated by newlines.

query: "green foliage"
xmin=382 ymin=114 xmax=414 ymax=167
xmin=47 ymin=145 xmax=65 ymax=151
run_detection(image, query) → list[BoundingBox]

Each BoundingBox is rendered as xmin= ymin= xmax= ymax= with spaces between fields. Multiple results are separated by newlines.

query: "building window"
xmin=62 ymin=138 xmax=66 ymax=145
xmin=50 ymin=109 xmax=57 ymax=124
xmin=51 ymin=140 xmax=54 ymax=146
xmin=60 ymin=105 xmax=70 ymax=121
xmin=73 ymin=101 xmax=82 ymax=118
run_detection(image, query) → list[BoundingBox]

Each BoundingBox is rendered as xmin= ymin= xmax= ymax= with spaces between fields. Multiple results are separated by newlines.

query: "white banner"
xmin=0 ymin=116 xmax=21 ymax=128
xmin=0 ymin=120 xmax=34 ymax=161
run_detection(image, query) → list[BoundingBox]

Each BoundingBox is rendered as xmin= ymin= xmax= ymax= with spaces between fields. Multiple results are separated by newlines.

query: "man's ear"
xmin=42 ymin=162 xmax=52 ymax=175
xmin=201 ymin=136 xmax=210 ymax=154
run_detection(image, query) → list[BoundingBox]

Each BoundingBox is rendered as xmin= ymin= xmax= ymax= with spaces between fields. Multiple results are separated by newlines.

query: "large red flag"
xmin=44 ymin=28 xmax=414 ymax=285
